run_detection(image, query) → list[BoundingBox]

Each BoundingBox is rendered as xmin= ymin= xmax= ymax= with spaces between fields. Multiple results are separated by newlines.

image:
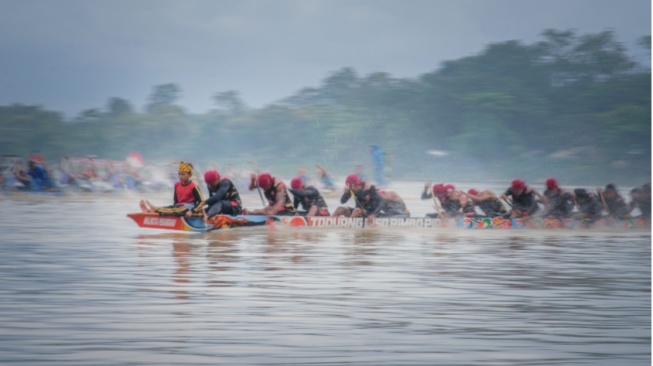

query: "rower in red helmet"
xmin=542 ymin=178 xmax=574 ymax=219
xmin=287 ymin=176 xmax=330 ymax=217
xmin=443 ymin=184 xmax=477 ymax=217
xmin=501 ymin=179 xmax=546 ymax=218
xmin=246 ymin=172 xmax=296 ymax=216
xmin=460 ymin=188 xmax=509 ymax=218
xmin=202 ymin=169 xmax=243 ymax=220
xmin=421 ymin=181 xmax=454 ymax=218
xmin=331 ymin=173 xmax=383 ymax=219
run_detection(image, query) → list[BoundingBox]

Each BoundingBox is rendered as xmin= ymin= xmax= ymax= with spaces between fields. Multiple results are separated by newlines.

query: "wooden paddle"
xmin=433 ymin=190 xmax=444 ymax=216
xmin=251 ymin=172 xmax=266 ymax=207
xmin=425 ymin=182 xmax=443 ymax=217
xmin=501 ymin=195 xmax=513 ymax=209
xmin=349 ymin=189 xmax=367 ymax=227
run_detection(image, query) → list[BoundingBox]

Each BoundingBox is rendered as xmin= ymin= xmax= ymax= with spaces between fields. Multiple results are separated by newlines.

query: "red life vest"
xmin=175 ymin=181 xmax=199 ymax=204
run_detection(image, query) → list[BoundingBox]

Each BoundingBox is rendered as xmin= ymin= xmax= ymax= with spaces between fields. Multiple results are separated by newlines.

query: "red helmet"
xmin=511 ymin=179 xmax=526 ymax=191
xmin=432 ymin=183 xmax=445 ymax=195
xmin=468 ymin=188 xmax=479 ymax=196
xmin=204 ymin=169 xmax=220 ymax=185
xmin=444 ymin=184 xmax=455 ymax=192
xmin=345 ymin=174 xmax=363 ymax=186
xmin=290 ymin=177 xmax=303 ymax=190
xmin=257 ymin=173 xmax=273 ymax=190
xmin=545 ymin=178 xmax=558 ymax=190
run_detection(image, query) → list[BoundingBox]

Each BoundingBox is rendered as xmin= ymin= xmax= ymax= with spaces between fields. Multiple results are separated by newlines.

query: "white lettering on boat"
xmin=143 ymin=217 xmax=177 ymax=227
xmin=307 ymin=217 xmax=441 ymax=228
xmin=375 ymin=218 xmax=439 ymax=228
xmin=310 ymin=217 xmax=364 ymax=228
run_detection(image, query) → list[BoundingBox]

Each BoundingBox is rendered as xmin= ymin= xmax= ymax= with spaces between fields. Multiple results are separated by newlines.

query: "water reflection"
xmin=506 ymin=235 xmax=527 ymax=251
xmin=206 ymin=230 xmax=240 ymax=270
xmin=136 ymin=233 xmax=209 ymax=299
xmin=344 ymin=230 xmax=384 ymax=266
xmin=171 ymin=240 xmax=193 ymax=299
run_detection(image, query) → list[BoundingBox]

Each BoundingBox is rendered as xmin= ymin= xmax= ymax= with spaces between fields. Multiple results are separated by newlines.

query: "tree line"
xmin=1 ymin=29 xmax=650 ymax=185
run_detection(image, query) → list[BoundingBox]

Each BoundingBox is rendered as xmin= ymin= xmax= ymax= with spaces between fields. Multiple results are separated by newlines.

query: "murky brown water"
xmin=0 ymin=191 xmax=650 ymax=365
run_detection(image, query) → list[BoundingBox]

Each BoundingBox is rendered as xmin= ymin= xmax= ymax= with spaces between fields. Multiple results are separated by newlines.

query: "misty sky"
xmin=0 ymin=0 xmax=650 ymax=116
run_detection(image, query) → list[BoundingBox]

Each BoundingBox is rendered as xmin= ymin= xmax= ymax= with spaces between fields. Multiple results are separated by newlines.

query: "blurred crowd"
xmin=0 ymin=154 xmax=287 ymax=196
xmin=0 ymin=153 xmax=174 ymax=194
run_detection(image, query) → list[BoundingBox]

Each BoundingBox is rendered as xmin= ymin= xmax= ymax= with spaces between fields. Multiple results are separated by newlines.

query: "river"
xmin=0 ymin=187 xmax=650 ymax=365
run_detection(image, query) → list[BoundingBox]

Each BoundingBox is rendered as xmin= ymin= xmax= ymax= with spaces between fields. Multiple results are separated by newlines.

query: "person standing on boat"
xmin=461 ymin=188 xmax=509 ymax=218
xmin=542 ymin=178 xmax=575 ymax=218
xmin=288 ymin=177 xmax=330 ymax=217
xmin=501 ymin=179 xmax=546 ymax=218
xmin=245 ymin=173 xmax=296 ymax=216
xmin=139 ymin=161 xmax=205 ymax=217
xmin=27 ymin=159 xmax=55 ymax=191
xmin=370 ymin=144 xmax=386 ymax=187
xmin=202 ymin=169 xmax=243 ymax=219
xmin=332 ymin=174 xmax=383 ymax=219
xmin=597 ymin=184 xmax=630 ymax=219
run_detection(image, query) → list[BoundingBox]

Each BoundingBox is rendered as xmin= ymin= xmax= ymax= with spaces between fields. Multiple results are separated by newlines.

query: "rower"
xmin=572 ymin=188 xmax=602 ymax=221
xmin=501 ymin=179 xmax=547 ymax=218
xmin=629 ymin=183 xmax=651 ymax=221
xmin=377 ymin=188 xmax=410 ymax=218
xmin=202 ymin=169 xmax=243 ymax=220
xmin=332 ymin=174 xmax=383 ymax=220
xmin=443 ymin=184 xmax=476 ymax=217
xmin=245 ymin=173 xmax=296 ymax=216
xmin=421 ymin=182 xmax=446 ymax=218
xmin=597 ymin=184 xmax=630 ymax=219
xmin=542 ymin=178 xmax=574 ymax=219
xmin=461 ymin=188 xmax=509 ymax=218
xmin=288 ymin=177 xmax=330 ymax=217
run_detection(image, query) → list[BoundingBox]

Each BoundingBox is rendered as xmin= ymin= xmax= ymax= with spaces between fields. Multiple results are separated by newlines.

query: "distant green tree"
xmin=106 ymin=97 xmax=133 ymax=117
xmin=213 ymin=90 xmax=246 ymax=115
xmin=146 ymin=83 xmax=181 ymax=112
xmin=74 ymin=108 xmax=102 ymax=123
xmin=321 ymin=67 xmax=358 ymax=104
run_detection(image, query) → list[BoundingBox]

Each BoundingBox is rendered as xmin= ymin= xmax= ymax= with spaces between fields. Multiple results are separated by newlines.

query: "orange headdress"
xmin=178 ymin=161 xmax=193 ymax=174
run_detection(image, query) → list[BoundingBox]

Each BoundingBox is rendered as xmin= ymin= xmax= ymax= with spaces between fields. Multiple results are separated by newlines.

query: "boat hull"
xmin=127 ymin=213 xmax=269 ymax=232
xmin=127 ymin=213 xmax=650 ymax=232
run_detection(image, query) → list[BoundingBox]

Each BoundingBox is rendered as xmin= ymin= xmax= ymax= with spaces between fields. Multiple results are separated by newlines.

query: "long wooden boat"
xmin=127 ymin=212 xmax=268 ymax=232
xmin=275 ymin=215 xmax=649 ymax=230
xmin=127 ymin=212 xmax=650 ymax=232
